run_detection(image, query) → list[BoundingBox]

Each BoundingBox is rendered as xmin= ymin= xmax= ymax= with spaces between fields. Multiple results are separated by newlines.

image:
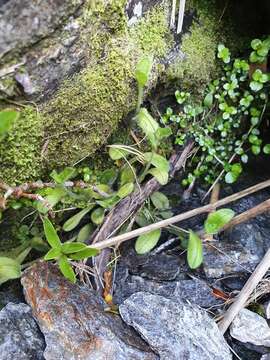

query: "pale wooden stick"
xmin=170 ymin=0 xmax=177 ymax=29
xmin=223 ymin=198 xmax=270 ymax=231
xmin=218 ymin=248 xmax=270 ymax=334
xmin=90 ymin=179 xmax=270 ymax=251
xmin=177 ymin=0 xmax=186 ymax=34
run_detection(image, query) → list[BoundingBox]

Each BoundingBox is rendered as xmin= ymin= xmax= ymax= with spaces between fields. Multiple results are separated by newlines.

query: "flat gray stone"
xmin=0 ymin=302 xmax=45 ymax=360
xmin=119 ymin=292 xmax=232 ymax=360
xmin=230 ymin=309 xmax=270 ymax=347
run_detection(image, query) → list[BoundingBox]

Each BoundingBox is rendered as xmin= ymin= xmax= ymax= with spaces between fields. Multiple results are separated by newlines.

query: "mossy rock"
xmin=0 ymin=0 xmax=256 ymax=184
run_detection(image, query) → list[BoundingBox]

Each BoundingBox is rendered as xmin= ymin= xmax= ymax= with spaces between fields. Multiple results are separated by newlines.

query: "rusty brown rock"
xmin=21 ymin=261 xmax=157 ymax=360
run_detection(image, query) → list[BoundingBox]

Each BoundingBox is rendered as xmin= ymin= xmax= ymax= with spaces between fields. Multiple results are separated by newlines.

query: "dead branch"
xmin=89 ymin=179 xmax=270 ymax=251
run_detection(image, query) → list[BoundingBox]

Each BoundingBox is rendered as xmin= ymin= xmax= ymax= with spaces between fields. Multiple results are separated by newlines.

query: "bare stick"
xmin=218 ymin=247 xmax=270 ymax=334
xmin=223 ymin=198 xmax=270 ymax=231
xmin=90 ymin=179 xmax=270 ymax=251
xmin=170 ymin=0 xmax=177 ymax=29
xmin=177 ymin=0 xmax=186 ymax=34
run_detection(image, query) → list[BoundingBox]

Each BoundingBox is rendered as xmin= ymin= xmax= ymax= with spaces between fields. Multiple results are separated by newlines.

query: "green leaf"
xmin=137 ymin=108 xmax=159 ymax=136
xmin=108 ymin=147 xmax=128 ymax=160
xmin=91 ymin=207 xmax=105 ymax=225
xmin=204 ymin=208 xmax=235 ymax=234
xmin=96 ymin=195 xmax=119 ymax=209
xmin=63 ymin=206 xmax=94 ymax=232
xmin=120 ymin=166 xmax=135 ymax=186
xmin=241 ymin=154 xmax=248 ymax=163
xmin=50 ymin=167 xmax=76 ymax=183
xmin=135 ymin=55 xmax=153 ymax=87
xmin=150 ymin=191 xmax=170 ymax=210
xmin=117 ymin=183 xmax=134 ymax=198
xmin=144 ymin=152 xmax=169 ymax=172
xmin=37 ymin=187 xmax=66 ymax=214
xmin=44 ymin=248 xmax=61 ymax=260
xmin=135 ymin=211 xmax=151 ymax=227
xmin=135 ymin=229 xmax=161 ymax=254
xmin=148 ymin=168 xmax=169 ymax=185
xmin=251 ymin=39 xmax=262 ymax=50
xmin=263 ymin=144 xmax=270 ymax=154
xmin=16 ymin=247 xmax=31 ymax=264
xmin=0 ymin=110 xmax=19 ymax=135
xmin=203 ymin=93 xmax=213 ymax=108
xmin=252 ymin=145 xmax=261 ymax=155
xmin=77 ymin=224 xmax=93 ymax=243
xmin=68 ymin=247 xmax=99 ymax=260
xmin=225 ymin=171 xmax=238 ymax=184
xmin=250 ymin=81 xmax=263 ymax=92
xmin=155 ymin=127 xmax=172 ymax=140
xmin=187 ymin=231 xmax=203 ymax=269
xmin=99 ymin=168 xmax=118 ymax=186
xmin=0 ymin=257 xmax=21 ymax=285
xmin=58 ymin=255 xmax=76 ymax=283
xmin=61 ymin=242 xmax=87 ymax=254
xmin=43 ymin=218 xmax=62 ymax=249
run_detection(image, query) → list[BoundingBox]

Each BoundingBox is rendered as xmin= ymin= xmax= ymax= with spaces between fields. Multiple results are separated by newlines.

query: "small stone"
xmin=21 ymin=261 xmax=157 ymax=360
xmin=0 ymin=302 xmax=45 ymax=360
xmin=230 ymin=308 xmax=270 ymax=347
xmin=119 ymin=292 xmax=232 ymax=360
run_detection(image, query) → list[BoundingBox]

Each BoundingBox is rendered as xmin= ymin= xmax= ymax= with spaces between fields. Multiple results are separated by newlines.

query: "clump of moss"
xmin=41 ymin=2 xmax=173 ymax=170
xmin=0 ymin=106 xmax=43 ymax=184
xmin=167 ymin=0 xmax=246 ymax=95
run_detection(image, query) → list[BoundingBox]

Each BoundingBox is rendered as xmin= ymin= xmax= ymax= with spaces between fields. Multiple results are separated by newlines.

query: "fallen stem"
xmin=90 ymin=179 xmax=270 ymax=250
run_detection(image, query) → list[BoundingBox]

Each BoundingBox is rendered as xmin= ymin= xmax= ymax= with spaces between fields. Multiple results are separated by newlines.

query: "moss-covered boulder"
xmin=0 ymin=0 xmax=266 ymax=183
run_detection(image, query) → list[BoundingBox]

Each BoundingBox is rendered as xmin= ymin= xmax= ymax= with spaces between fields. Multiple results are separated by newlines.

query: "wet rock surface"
xmin=0 ymin=302 xmax=45 ymax=360
xmin=119 ymin=292 xmax=232 ymax=360
xmin=21 ymin=261 xmax=157 ymax=360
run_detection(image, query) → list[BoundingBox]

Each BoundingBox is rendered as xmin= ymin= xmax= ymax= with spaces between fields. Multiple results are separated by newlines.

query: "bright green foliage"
xmin=250 ymin=37 xmax=270 ymax=64
xmin=187 ymin=231 xmax=203 ymax=269
xmin=63 ymin=206 xmax=94 ymax=232
xmin=164 ymin=38 xmax=270 ymax=186
xmin=0 ymin=257 xmax=21 ymax=285
xmin=204 ymin=209 xmax=235 ymax=234
xmin=0 ymin=110 xmax=19 ymax=138
xmin=135 ymin=229 xmax=161 ymax=254
xmin=43 ymin=218 xmax=98 ymax=283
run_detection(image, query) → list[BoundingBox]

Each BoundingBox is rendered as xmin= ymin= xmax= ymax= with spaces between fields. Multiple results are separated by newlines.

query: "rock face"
xmin=21 ymin=261 xmax=157 ymax=360
xmin=119 ymin=292 xmax=232 ymax=360
xmin=0 ymin=302 xmax=45 ymax=360
xmin=230 ymin=309 xmax=270 ymax=347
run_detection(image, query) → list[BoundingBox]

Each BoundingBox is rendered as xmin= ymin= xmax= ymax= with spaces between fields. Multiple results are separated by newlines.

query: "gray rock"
xmin=0 ymin=302 xmax=45 ymax=360
xmin=114 ymin=268 xmax=221 ymax=308
xmin=0 ymin=0 xmax=83 ymax=59
xmin=261 ymin=354 xmax=270 ymax=360
xmin=230 ymin=309 xmax=270 ymax=347
xmin=21 ymin=261 xmax=157 ymax=360
xmin=119 ymin=292 xmax=232 ymax=360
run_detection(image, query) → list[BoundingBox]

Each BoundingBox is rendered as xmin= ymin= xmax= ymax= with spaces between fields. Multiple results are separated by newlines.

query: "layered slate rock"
xmin=0 ymin=302 xmax=45 ymax=360
xmin=120 ymin=292 xmax=232 ymax=360
xmin=21 ymin=261 xmax=157 ymax=360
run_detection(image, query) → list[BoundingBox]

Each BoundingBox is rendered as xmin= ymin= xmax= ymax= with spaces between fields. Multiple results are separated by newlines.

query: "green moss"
xmin=129 ymin=3 xmax=173 ymax=58
xmin=0 ymin=106 xmax=43 ymax=184
xmin=167 ymin=0 xmax=245 ymax=95
xmin=41 ymin=2 xmax=172 ymax=170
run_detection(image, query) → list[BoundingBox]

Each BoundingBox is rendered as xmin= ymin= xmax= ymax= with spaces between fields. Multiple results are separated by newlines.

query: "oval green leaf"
xmin=63 ymin=206 xmax=93 ymax=232
xmin=68 ymin=247 xmax=99 ymax=260
xmin=43 ymin=218 xmax=62 ymax=249
xmin=150 ymin=191 xmax=170 ymax=210
xmin=91 ymin=207 xmax=105 ymax=225
xmin=44 ymin=248 xmax=61 ymax=260
xmin=135 ymin=229 xmax=161 ymax=254
xmin=187 ymin=231 xmax=203 ymax=269
xmin=0 ymin=257 xmax=21 ymax=285
xmin=77 ymin=224 xmax=93 ymax=243
xmin=148 ymin=168 xmax=169 ymax=185
xmin=61 ymin=242 xmax=87 ymax=254
xmin=58 ymin=255 xmax=76 ymax=283
xmin=117 ymin=183 xmax=134 ymax=198
xmin=204 ymin=208 xmax=235 ymax=234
